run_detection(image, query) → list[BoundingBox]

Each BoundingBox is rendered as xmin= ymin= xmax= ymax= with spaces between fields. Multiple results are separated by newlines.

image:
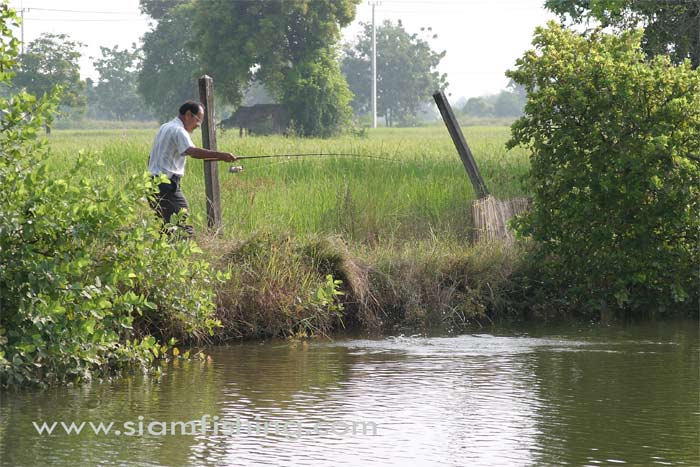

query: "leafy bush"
xmin=507 ymin=23 xmax=700 ymax=316
xmin=0 ymin=5 xmax=220 ymax=387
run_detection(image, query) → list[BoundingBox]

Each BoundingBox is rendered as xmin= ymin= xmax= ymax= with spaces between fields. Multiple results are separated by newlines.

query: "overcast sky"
xmin=9 ymin=0 xmax=557 ymax=100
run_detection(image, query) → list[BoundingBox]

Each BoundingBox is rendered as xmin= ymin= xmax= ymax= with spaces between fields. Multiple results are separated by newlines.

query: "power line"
xmin=24 ymin=16 xmax=149 ymax=22
xmin=8 ymin=5 xmax=141 ymax=15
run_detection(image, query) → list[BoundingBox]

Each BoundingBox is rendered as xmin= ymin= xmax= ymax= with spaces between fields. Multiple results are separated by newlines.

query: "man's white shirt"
xmin=148 ymin=117 xmax=194 ymax=178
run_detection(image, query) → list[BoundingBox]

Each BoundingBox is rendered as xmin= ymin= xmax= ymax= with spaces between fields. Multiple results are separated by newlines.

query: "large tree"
xmin=342 ymin=20 xmax=447 ymax=127
xmin=13 ymin=33 xmax=86 ymax=114
xmin=89 ymin=44 xmax=151 ymax=121
xmin=274 ymin=47 xmax=353 ymax=137
xmin=139 ymin=0 xmax=359 ymax=135
xmin=138 ymin=1 xmax=200 ymax=122
xmin=545 ymin=0 xmax=700 ymax=68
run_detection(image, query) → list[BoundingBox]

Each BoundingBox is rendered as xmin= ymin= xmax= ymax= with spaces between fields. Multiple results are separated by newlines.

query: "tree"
xmin=140 ymin=0 xmax=190 ymax=19
xmin=138 ymin=2 xmax=200 ymax=122
xmin=13 ymin=33 xmax=86 ymax=115
xmin=459 ymin=83 xmax=525 ymax=119
xmin=493 ymin=91 xmax=523 ymax=118
xmin=140 ymin=0 xmax=359 ymax=135
xmin=241 ymin=81 xmax=275 ymax=106
xmin=462 ymin=97 xmax=493 ymax=117
xmin=89 ymin=44 xmax=151 ymax=120
xmin=507 ymin=23 xmax=700 ymax=317
xmin=545 ymin=0 xmax=700 ymax=68
xmin=342 ymin=20 xmax=447 ymax=127
xmin=274 ymin=47 xmax=353 ymax=137
xmin=193 ymin=0 xmax=358 ymax=136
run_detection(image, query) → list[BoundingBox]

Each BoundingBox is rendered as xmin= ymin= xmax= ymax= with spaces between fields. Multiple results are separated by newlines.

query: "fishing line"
xmin=237 ymin=152 xmax=401 ymax=162
xmin=227 ymin=152 xmax=406 ymax=173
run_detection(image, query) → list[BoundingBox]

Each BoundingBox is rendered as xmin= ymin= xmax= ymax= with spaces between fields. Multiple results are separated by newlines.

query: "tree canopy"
xmin=342 ymin=20 xmax=447 ymax=127
xmin=545 ymin=0 xmax=700 ymax=67
xmin=139 ymin=0 xmax=359 ymax=135
xmin=138 ymin=2 xmax=200 ymax=122
xmin=13 ymin=33 xmax=86 ymax=113
xmin=88 ymin=44 xmax=151 ymax=121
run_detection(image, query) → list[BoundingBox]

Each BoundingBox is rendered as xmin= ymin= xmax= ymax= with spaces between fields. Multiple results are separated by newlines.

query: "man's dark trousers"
xmin=150 ymin=175 xmax=195 ymax=236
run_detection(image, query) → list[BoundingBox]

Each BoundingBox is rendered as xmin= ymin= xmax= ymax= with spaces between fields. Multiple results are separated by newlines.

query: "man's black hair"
xmin=179 ymin=100 xmax=203 ymax=116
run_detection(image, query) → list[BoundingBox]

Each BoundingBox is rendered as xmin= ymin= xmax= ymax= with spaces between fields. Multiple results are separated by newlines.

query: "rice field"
xmin=44 ymin=125 xmax=531 ymax=243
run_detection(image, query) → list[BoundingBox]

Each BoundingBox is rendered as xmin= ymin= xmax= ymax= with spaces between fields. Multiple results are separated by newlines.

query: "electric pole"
xmin=20 ymin=7 xmax=26 ymax=56
xmin=370 ymin=1 xmax=380 ymax=128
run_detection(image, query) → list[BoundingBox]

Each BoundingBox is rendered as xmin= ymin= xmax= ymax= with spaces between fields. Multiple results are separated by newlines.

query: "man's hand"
xmin=220 ymin=152 xmax=237 ymax=163
xmin=185 ymin=146 xmax=238 ymax=162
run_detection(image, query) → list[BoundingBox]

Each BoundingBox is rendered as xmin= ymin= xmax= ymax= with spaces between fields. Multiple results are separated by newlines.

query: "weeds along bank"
xmin=39 ymin=127 xmax=531 ymax=339
xmin=204 ymin=233 xmax=526 ymax=340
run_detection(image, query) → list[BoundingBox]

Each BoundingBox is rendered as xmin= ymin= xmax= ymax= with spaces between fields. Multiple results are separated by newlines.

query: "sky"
xmin=8 ymin=0 xmax=557 ymax=101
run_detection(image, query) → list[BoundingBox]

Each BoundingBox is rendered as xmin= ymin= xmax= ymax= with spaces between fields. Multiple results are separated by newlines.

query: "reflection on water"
xmin=0 ymin=321 xmax=697 ymax=466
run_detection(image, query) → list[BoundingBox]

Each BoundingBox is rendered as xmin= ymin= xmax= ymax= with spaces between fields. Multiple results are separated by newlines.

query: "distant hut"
xmin=220 ymin=104 xmax=289 ymax=137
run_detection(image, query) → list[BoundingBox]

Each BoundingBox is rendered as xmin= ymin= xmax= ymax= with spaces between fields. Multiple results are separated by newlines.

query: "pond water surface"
xmin=1 ymin=321 xmax=698 ymax=466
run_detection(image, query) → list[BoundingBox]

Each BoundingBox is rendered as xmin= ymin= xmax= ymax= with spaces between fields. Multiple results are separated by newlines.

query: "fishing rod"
xmin=225 ymin=152 xmax=404 ymax=173
xmin=238 ymin=152 xmax=400 ymax=162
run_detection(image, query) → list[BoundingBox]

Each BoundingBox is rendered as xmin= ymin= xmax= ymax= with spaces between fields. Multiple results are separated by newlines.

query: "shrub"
xmin=0 ymin=5 xmax=220 ymax=387
xmin=507 ymin=23 xmax=700 ymax=317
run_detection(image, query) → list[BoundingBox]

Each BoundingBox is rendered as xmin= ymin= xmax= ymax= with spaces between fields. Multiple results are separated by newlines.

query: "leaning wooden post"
xmin=433 ymin=90 xmax=489 ymax=199
xmin=433 ymin=90 xmax=530 ymax=243
xmin=198 ymin=75 xmax=222 ymax=233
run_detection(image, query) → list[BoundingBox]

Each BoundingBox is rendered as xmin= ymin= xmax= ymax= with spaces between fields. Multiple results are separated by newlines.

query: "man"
xmin=148 ymin=100 xmax=237 ymax=236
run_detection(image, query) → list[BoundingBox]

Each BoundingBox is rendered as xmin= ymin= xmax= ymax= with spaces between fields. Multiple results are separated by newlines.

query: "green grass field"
xmin=44 ymin=125 xmax=530 ymax=244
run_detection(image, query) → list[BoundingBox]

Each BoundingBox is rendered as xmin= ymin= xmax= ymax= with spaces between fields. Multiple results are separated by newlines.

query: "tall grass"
xmin=45 ymin=126 xmax=529 ymax=243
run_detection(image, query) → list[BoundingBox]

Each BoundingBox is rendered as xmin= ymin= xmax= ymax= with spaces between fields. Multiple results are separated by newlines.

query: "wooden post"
xmin=198 ymin=75 xmax=222 ymax=233
xmin=433 ymin=90 xmax=489 ymax=199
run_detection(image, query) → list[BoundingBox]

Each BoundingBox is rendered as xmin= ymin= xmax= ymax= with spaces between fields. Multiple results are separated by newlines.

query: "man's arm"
xmin=185 ymin=146 xmax=237 ymax=163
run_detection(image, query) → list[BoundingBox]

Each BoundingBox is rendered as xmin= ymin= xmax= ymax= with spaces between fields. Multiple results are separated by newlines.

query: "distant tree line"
xmin=13 ymin=33 xmax=152 ymax=122
xmin=459 ymin=81 xmax=527 ymax=119
xmin=12 ymin=33 xmax=86 ymax=122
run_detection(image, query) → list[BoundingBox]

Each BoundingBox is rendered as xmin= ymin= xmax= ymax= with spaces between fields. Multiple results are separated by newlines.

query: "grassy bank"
xmin=202 ymin=233 xmax=525 ymax=339
xmin=44 ymin=126 xmax=531 ymax=338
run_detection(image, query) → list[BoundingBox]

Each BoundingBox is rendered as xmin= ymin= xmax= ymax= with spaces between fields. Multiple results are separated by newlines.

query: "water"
xmin=1 ymin=321 xmax=698 ymax=466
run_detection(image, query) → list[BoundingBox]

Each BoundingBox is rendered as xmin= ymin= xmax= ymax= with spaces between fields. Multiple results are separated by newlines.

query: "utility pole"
xmin=370 ymin=1 xmax=380 ymax=128
xmin=20 ymin=7 xmax=26 ymax=56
